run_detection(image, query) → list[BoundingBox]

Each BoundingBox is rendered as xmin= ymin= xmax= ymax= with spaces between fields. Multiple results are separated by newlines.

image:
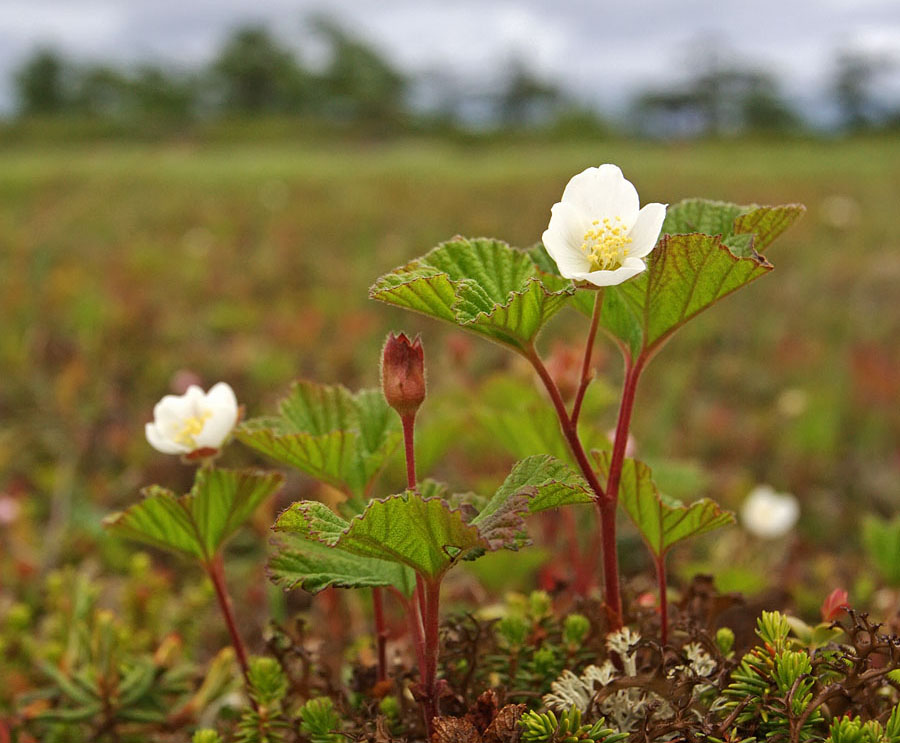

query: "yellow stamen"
xmin=580 ymin=215 xmax=633 ymax=271
xmin=173 ymin=410 xmax=212 ymax=449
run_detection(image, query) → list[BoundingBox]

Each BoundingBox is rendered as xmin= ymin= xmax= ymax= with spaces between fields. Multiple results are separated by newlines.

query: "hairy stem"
xmin=401 ymin=413 xmax=417 ymax=491
xmin=525 ymin=345 xmax=622 ymax=626
xmin=571 ymin=291 xmax=604 ymax=427
xmin=372 ymin=587 xmax=388 ymax=683
xmin=399 ymin=409 xmax=438 ymax=736
xmin=206 ymin=552 xmax=257 ymax=710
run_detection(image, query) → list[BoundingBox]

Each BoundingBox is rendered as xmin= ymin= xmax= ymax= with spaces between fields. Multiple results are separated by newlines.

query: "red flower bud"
xmin=821 ymin=588 xmax=849 ymax=622
xmin=381 ymin=332 xmax=426 ymax=417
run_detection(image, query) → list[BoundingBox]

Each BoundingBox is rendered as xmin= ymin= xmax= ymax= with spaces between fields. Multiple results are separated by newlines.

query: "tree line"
xmin=10 ymin=17 xmax=898 ymax=138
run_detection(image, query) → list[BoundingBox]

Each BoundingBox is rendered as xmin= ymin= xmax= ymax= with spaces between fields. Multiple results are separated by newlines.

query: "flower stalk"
xmin=205 ymin=552 xmax=258 ymax=712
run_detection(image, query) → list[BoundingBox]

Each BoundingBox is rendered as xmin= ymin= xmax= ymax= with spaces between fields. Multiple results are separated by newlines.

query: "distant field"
xmin=1 ymin=135 xmax=898 ymax=551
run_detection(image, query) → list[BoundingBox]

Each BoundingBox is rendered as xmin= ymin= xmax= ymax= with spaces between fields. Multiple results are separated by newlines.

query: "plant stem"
xmin=399 ymin=408 xmax=439 ymax=735
xmin=656 ymin=553 xmax=669 ymax=645
xmin=420 ymin=578 xmax=442 ymax=731
xmin=571 ymin=291 xmax=604 ymax=427
xmin=372 ymin=587 xmax=388 ymax=683
xmin=604 ymin=357 xmax=643 ymax=508
xmin=401 ymin=413 xmax=417 ymax=490
xmin=525 ymin=346 xmax=606 ymax=501
xmin=525 ymin=345 xmax=623 ymax=626
xmin=206 ymin=552 xmax=257 ymax=710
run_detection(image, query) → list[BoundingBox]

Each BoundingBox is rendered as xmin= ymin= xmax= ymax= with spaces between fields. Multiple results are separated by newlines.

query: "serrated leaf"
xmin=237 ymin=381 xmax=400 ymax=501
xmin=475 ymin=455 xmax=593 ymax=524
xmin=665 ymin=199 xmax=806 ymax=255
xmin=602 ymin=233 xmax=773 ymax=359
xmin=470 ymin=455 xmax=593 ymax=553
xmin=104 ymin=468 xmax=283 ymax=562
xmin=269 ymin=534 xmax=415 ymax=596
xmin=593 ymin=451 xmax=733 ymax=558
xmin=370 ymin=237 xmax=574 ymax=352
xmin=535 ymin=199 xmax=804 ymax=357
xmin=275 ymin=492 xmax=488 ymax=579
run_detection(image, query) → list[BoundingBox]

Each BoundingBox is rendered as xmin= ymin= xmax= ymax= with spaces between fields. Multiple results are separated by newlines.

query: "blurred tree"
xmin=497 ymin=59 xmax=562 ymax=127
xmin=633 ymin=46 xmax=801 ymax=138
xmin=129 ymin=65 xmax=196 ymax=120
xmin=832 ymin=51 xmax=893 ymax=131
xmin=72 ymin=65 xmax=128 ymax=118
xmin=14 ymin=49 xmax=68 ymax=115
xmin=739 ymin=74 xmax=803 ymax=133
xmin=312 ymin=16 xmax=407 ymax=123
xmin=212 ymin=25 xmax=308 ymax=113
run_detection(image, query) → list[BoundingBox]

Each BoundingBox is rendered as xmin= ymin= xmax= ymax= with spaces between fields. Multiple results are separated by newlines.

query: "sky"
xmin=0 ymin=0 xmax=898 ymax=117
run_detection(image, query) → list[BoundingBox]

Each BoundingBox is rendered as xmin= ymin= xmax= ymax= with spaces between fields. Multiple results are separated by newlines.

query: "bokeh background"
xmin=2 ymin=0 xmax=900 ymax=671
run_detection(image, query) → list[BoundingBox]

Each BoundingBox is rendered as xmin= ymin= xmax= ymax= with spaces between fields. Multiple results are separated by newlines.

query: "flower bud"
xmin=821 ymin=588 xmax=849 ymax=622
xmin=381 ymin=333 xmax=425 ymax=417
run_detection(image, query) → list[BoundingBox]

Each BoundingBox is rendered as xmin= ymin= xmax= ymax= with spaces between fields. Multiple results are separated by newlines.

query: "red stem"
xmin=206 ymin=553 xmax=258 ymax=710
xmin=401 ymin=413 xmax=417 ymax=490
xmin=604 ymin=357 xmax=643 ymax=507
xmin=525 ymin=346 xmax=622 ymax=626
xmin=420 ymin=578 xmax=442 ymax=730
xmin=404 ymin=593 xmax=427 ymax=683
xmin=571 ymin=291 xmax=604 ymax=427
xmin=656 ymin=553 xmax=669 ymax=645
xmin=586 ymin=356 xmax=644 ymax=627
xmin=372 ymin=587 xmax=388 ymax=683
xmin=399 ymin=408 xmax=439 ymax=736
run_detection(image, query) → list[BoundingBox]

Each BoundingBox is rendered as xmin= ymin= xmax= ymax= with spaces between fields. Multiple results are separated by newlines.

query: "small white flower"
xmin=741 ymin=485 xmax=800 ymax=539
xmin=145 ymin=382 xmax=239 ymax=456
xmin=542 ymin=165 xmax=666 ymax=287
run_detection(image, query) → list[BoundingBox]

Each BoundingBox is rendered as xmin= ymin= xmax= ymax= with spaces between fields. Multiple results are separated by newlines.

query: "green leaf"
xmin=664 ymin=199 xmax=806 ymax=255
xmin=475 ymin=455 xmax=593 ymax=525
xmin=275 ymin=492 xmax=487 ymax=579
xmin=601 ymin=232 xmax=774 ymax=359
xmin=104 ymin=468 xmax=283 ymax=562
xmin=370 ymin=237 xmax=574 ymax=352
xmin=236 ymin=381 xmax=400 ymax=501
xmin=593 ymin=452 xmax=733 ymax=558
xmin=474 ymin=375 xmax=613 ymax=463
xmin=535 ymin=199 xmax=804 ymax=357
xmin=269 ymin=534 xmax=415 ymax=596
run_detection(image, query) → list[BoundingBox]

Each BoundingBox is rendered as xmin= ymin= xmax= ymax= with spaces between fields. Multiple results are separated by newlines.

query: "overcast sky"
xmin=1 ymin=0 xmax=898 ymax=116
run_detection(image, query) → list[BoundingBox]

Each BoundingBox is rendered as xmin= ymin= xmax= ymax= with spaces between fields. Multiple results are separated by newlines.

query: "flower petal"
xmin=542 ymin=201 xmax=591 ymax=278
xmin=626 ymin=202 xmax=667 ymax=259
xmin=561 ymin=165 xmax=640 ymax=227
xmin=145 ymin=422 xmax=189 ymax=454
xmin=194 ymin=383 xmax=239 ymax=449
xmin=571 ymin=257 xmax=646 ymax=287
xmin=204 ymin=382 xmax=238 ymax=416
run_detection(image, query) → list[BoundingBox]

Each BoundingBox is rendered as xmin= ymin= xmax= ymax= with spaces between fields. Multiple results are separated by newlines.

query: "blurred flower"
xmin=607 ymin=428 xmax=637 ymax=458
xmin=820 ymin=588 xmax=849 ymax=622
xmin=145 ymin=382 xmax=239 ymax=456
xmin=819 ymin=194 xmax=860 ymax=230
xmin=381 ymin=332 xmax=426 ymax=417
xmin=0 ymin=495 xmax=21 ymax=526
xmin=542 ymin=164 xmax=666 ymax=287
xmin=776 ymin=387 xmax=808 ymax=418
xmin=740 ymin=485 xmax=799 ymax=539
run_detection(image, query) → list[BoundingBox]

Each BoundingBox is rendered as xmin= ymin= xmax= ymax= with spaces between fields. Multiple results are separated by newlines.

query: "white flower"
xmin=542 ymin=165 xmax=667 ymax=287
xmin=741 ymin=485 xmax=800 ymax=539
xmin=145 ymin=382 xmax=239 ymax=456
